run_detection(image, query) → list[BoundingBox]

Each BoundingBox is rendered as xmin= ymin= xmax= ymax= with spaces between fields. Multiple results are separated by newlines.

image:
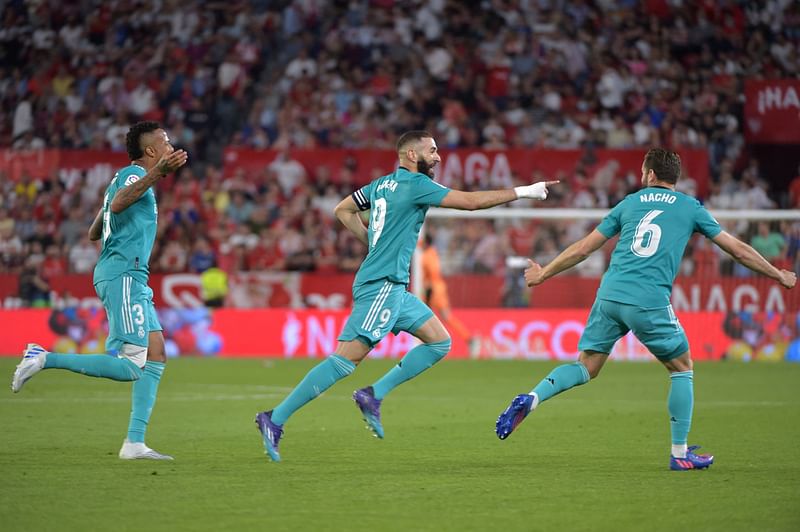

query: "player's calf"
xmin=371 ymin=338 xmax=451 ymax=401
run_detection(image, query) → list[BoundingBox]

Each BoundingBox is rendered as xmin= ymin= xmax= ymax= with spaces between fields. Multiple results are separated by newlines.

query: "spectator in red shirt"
xmin=41 ymin=244 xmax=67 ymax=279
xmin=247 ymin=229 xmax=285 ymax=271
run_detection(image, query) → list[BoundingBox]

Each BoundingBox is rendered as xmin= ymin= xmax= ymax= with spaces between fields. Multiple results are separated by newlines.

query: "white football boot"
xmin=11 ymin=343 xmax=48 ymax=393
xmin=119 ymin=439 xmax=174 ymax=460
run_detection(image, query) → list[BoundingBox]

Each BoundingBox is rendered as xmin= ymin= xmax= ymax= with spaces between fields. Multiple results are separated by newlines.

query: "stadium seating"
xmin=1 ymin=0 xmax=798 ymax=285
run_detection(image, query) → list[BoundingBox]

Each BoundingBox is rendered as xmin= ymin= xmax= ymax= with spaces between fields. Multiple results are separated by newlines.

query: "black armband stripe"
xmin=352 ymin=189 xmax=371 ymax=210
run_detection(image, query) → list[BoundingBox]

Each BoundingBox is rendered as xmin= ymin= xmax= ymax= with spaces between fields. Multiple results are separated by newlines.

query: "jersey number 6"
xmin=631 ymin=209 xmax=663 ymax=258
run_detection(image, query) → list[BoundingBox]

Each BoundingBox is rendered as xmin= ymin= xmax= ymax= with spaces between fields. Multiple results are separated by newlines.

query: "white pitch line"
xmin=0 ymin=394 xmax=792 ymax=408
xmin=0 ymin=392 xmax=290 ymax=404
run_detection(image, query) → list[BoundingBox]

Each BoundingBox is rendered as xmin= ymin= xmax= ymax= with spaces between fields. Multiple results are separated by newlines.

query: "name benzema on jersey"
xmin=377 ymin=179 xmax=398 ymax=193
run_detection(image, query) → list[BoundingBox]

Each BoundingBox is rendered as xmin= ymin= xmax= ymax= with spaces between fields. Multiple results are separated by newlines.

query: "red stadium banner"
xmin=525 ymin=276 xmax=797 ymax=313
xmin=224 ymin=147 xmax=710 ymax=198
xmin=744 ymin=79 xmax=800 ymax=144
xmin=1 ymin=273 xmax=796 ymax=313
xmin=2 ymin=308 xmax=798 ymax=362
xmin=0 ymin=147 xmax=710 ymax=196
xmin=0 ymin=149 xmax=128 ymax=182
xmin=0 ymin=149 xmax=58 ymax=182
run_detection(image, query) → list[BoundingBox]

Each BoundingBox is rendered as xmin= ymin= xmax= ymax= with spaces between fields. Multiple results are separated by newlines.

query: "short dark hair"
xmin=396 ymin=130 xmax=433 ymax=152
xmin=643 ymin=148 xmax=681 ymax=184
xmin=126 ymin=121 xmax=162 ymax=160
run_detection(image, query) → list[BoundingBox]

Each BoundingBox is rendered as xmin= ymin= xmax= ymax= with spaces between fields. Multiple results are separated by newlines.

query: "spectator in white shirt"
xmin=69 ymin=237 xmax=99 ymax=273
xmin=268 ymin=149 xmax=307 ymax=197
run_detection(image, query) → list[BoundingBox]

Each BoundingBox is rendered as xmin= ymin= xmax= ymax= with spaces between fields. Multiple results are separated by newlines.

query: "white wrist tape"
xmin=514 ymin=182 xmax=549 ymax=200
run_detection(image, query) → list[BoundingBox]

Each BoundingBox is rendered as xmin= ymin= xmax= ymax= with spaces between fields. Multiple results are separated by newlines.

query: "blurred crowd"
xmin=3 ymin=1 xmax=798 ymax=161
xmin=1 ymin=0 xmax=800 ymax=305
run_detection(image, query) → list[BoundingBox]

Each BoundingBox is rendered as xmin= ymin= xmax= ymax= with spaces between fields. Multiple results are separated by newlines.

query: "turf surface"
xmin=1 ymin=357 xmax=798 ymax=532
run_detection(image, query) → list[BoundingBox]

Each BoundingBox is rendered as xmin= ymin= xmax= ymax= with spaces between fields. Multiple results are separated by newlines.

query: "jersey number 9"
xmin=370 ymin=198 xmax=387 ymax=248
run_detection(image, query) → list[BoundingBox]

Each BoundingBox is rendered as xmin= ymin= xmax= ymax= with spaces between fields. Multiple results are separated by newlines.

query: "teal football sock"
xmin=668 ymin=370 xmax=694 ymax=445
xmin=271 ymin=355 xmax=356 ymax=426
xmin=127 ymin=361 xmax=165 ymax=444
xmin=372 ymin=339 xmax=451 ymax=400
xmin=531 ymin=362 xmax=590 ymax=403
xmin=44 ymin=353 xmax=142 ymax=381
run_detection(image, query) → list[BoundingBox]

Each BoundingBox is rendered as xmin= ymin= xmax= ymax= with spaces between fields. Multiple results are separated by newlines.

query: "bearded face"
xmin=403 ymin=136 xmax=440 ymax=178
xmin=416 ymin=154 xmax=436 ymax=178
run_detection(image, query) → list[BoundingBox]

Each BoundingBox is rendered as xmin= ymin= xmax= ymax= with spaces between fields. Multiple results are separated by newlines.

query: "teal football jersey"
xmin=595 ymin=187 xmax=721 ymax=308
xmin=351 ymin=167 xmax=451 ymax=288
xmin=93 ymin=165 xmax=158 ymax=285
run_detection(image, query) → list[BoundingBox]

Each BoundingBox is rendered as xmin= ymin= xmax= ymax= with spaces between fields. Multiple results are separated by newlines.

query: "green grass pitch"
xmin=1 ymin=357 xmax=798 ymax=532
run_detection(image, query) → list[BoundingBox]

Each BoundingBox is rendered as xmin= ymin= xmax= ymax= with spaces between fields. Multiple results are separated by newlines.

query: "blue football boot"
xmin=670 ymin=445 xmax=714 ymax=471
xmin=353 ymin=386 xmax=384 ymax=439
xmin=255 ymin=410 xmax=283 ymax=462
xmin=495 ymin=393 xmax=536 ymax=440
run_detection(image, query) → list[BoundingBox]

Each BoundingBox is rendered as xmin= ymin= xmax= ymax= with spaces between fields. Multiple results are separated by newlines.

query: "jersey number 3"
xmin=631 ymin=209 xmax=663 ymax=258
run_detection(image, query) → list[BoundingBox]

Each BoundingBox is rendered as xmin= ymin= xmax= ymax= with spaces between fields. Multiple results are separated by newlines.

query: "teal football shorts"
xmin=95 ymin=274 xmax=162 ymax=352
xmin=339 ymin=279 xmax=434 ymax=347
xmin=578 ymin=298 xmax=689 ymax=360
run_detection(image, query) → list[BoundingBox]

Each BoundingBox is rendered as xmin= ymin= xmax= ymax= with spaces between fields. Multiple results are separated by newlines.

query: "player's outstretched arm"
xmin=110 ymin=150 xmax=188 ymax=214
xmin=334 ymin=195 xmax=369 ymax=246
xmin=525 ymin=229 xmax=609 ymax=286
xmin=439 ymin=181 xmax=559 ymax=211
xmin=712 ymin=231 xmax=796 ymax=289
xmin=88 ymin=208 xmax=103 ymax=241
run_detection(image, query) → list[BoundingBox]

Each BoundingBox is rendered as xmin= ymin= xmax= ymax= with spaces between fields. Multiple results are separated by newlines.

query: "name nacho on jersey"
xmin=639 ymin=191 xmax=676 ymax=204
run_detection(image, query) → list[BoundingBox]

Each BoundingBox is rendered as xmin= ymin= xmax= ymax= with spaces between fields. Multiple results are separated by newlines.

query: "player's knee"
xmin=578 ymin=351 xmax=605 ymax=379
xmin=578 ymin=360 xmax=601 ymax=380
xmin=146 ymin=332 xmax=167 ymax=363
xmin=146 ymin=350 xmax=167 ymax=364
xmin=663 ymin=351 xmax=692 ymax=373
xmin=427 ymin=338 xmax=451 ymax=362
xmin=674 ymin=356 xmax=693 ymax=373
xmin=328 ymin=354 xmax=357 ymax=377
xmin=335 ymin=339 xmax=372 ymax=365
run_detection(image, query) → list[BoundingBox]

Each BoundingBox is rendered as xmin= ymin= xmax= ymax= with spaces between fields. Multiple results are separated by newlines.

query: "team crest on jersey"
xmin=372 ymin=328 xmax=382 ymax=338
xmin=124 ymin=174 xmax=142 ymax=186
xmin=138 ymin=326 xmax=145 ymax=338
